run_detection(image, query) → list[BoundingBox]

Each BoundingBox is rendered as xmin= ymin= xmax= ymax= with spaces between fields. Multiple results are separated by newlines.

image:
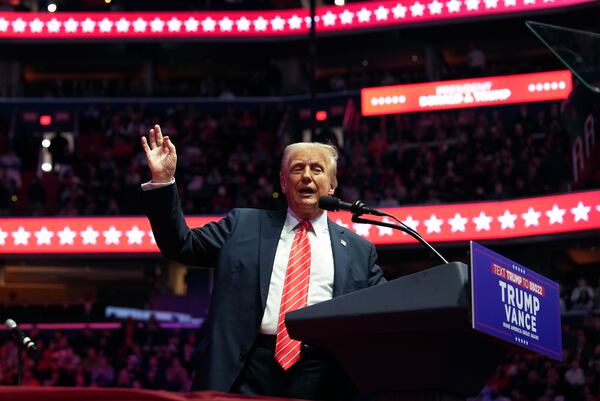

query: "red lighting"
xmin=0 ymin=0 xmax=593 ymax=40
xmin=316 ymin=110 xmax=327 ymax=121
xmin=39 ymin=115 xmax=52 ymax=126
xmin=362 ymin=70 xmax=572 ymax=116
xmin=0 ymin=190 xmax=598 ymax=254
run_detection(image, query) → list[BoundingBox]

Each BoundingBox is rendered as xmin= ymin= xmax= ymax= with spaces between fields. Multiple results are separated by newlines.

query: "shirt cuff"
xmin=141 ymin=178 xmax=176 ymax=191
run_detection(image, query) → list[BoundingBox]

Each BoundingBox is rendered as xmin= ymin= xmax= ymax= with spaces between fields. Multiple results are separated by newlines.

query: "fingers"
xmin=163 ymin=136 xmax=177 ymax=155
xmin=148 ymin=127 xmax=157 ymax=149
xmin=148 ymin=124 xmax=163 ymax=149
xmin=155 ymin=124 xmax=164 ymax=145
xmin=141 ymin=136 xmax=151 ymax=155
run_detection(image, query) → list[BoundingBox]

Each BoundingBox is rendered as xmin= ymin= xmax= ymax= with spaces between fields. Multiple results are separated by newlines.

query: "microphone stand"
xmin=17 ymin=340 xmax=23 ymax=385
xmin=351 ymin=214 xmax=449 ymax=265
xmin=5 ymin=319 xmax=37 ymax=385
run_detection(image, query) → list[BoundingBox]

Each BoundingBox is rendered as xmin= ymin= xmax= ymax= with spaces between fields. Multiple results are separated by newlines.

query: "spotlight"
xmin=47 ymin=2 xmax=57 ymax=12
xmin=39 ymin=115 xmax=52 ymax=126
xmin=316 ymin=110 xmax=327 ymax=121
xmin=41 ymin=139 xmax=51 ymax=148
xmin=334 ymin=0 xmax=345 ymax=5
xmin=41 ymin=163 xmax=52 ymax=172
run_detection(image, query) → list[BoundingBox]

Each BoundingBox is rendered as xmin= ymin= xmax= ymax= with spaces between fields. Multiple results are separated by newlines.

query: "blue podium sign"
xmin=470 ymin=241 xmax=562 ymax=361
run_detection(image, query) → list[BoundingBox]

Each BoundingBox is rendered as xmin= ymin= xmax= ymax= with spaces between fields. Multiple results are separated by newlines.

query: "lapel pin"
xmin=340 ymin=239 xmax=347 ymax=247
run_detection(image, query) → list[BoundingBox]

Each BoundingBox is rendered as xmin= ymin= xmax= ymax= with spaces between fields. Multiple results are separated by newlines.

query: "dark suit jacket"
xmin=143 ymin=184 xmax=386 ymax=392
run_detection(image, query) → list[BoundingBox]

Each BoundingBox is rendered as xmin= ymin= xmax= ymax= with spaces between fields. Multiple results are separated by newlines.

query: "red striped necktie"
xmin=274 ymin=219 xmax=312 ymax=370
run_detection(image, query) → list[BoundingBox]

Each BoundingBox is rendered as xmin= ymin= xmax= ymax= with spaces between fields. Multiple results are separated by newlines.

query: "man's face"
xmin=280 ymin=147 xmax=335 ymax=220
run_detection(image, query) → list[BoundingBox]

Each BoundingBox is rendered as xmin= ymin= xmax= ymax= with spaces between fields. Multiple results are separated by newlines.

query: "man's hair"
xmin=280 ymin=142 xmax=338 ymax=189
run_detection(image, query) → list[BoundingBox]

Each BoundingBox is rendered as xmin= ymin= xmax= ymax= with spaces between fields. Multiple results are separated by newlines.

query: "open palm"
xmin=141 ymin=124 xmax=177 ymax=183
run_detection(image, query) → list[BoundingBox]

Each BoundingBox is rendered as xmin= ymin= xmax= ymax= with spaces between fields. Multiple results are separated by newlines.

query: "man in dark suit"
xmin=141 ymin=124 xmax=385 ymax=400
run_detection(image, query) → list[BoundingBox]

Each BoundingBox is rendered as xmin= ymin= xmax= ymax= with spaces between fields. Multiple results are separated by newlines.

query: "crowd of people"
xmin=474 ymin=314 xmax=600 ymax=401
xmin=0 ymin=100 xmax=570 ymax=217
xmin=0 ymin=317 xmax=197 ymax=391
xmin=0 ymin=311 xmax=599 ymax=400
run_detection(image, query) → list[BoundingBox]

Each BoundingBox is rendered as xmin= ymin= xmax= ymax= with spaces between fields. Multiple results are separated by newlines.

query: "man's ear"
xmin=328 ymin=186 xmax=335 ymax=195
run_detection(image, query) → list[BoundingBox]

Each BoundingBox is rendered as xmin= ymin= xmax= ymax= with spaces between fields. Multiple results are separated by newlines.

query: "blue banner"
xmin=470 ymin=241 xmax=562 ymax=361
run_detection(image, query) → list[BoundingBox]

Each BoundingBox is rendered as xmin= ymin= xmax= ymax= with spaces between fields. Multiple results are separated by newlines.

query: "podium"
xmin=286 ymin=262 xmax=511 ymax=401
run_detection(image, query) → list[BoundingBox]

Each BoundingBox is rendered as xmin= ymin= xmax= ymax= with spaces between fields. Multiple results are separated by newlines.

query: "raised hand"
xmin=141 ymin=124 xmax=177 ymax=183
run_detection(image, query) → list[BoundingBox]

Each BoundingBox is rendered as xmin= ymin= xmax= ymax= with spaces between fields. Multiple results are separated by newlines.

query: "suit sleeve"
xmin=142 ymin=183 xmax=237 ymax=266
xmin=368 ymin=242 xmax=386 ymax=286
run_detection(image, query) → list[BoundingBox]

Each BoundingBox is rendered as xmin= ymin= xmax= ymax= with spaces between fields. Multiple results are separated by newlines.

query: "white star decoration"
xmin=448 ymin=213 xmax=468 ymax=232
xmin=424 ymin=214 xmax=444 ymax=234
xmin=202 ymin=17 xmax=216 ymax=32
xmin=322 ymin=11 xmax=337 ymax=26
xmin=80 ymin=226 xmax=99 ymax=245
xmin=236 ymin=17 xmax=251 ymax=31
xmin=497 ymin=210 xmax=517 ymax=230
xmin=374 ymin=6 xmax=390 ymax=20
xmin=253 ymin=16 xmax=268 ymax=31
xmin=353 ymin=223 xmax=371 ymax=237
xmin=12 ymin=227 xmax=30 ymax=246
xmin=546 ymin=204 xmax=565 ymax=225
xmin=103 ymin=226 xmax=122 ymax=245
xmin=150 ymin=17 xmax=165 ymax=32
xmin=12 ymin=18 xmax=26 ymax=32
xmin=98 ymin=18 xmax=113 ymax=33
xmin=167 ymin=17 xmax=182 ymax=32
xmin=126 ymin=226 xmax=145 ymax=245
xmin=0 ymin=228 xmax=7 ymax=245
xmin=115 ymin=17 xmax=130 ymax=33
xmin=571 ymin=201 xmax=591 ymax=222
xmin=218 ymin=17 xmax=234 ymax=32
xmin=34 ymin=227 xmax=54 ymax=245
xmin=0 ymin=18 xmax=9 ymax=32
xmin=484 ymin=0 xmax=498 ymax=7
xmin=521 ymin=207 xmax=541 ymax=227
xmin=271 ymin=16 xmax=285 ymax=31
xmin=392 ymin=3 xmax=408 ymax=18
xmin=81 ymin=18 xmax=95 ymax=33
xmin=473 ymin=211 xmax=492 ymax=231
xmin=47 ymin=18 xmax=61 ymax=33
xmin=29 ymin=18 xmax=44 ymax=33
xmin=58 ymin=226 xmax=77 ymax=245
xmin=378 ymin=217 xmax=394 ymax=236
xmin=410 ymin=2 xmax=426 ymax=16
xmin=465 ymin=0 xmax=480 ymax=10
xmin=184 ymin=17 xmax=199 ymax=32
xmin=429 ymin=0 xmax=444 ymax=14
xmin=340 ymin=10 xmax=354 ymax=24
xmin=287 ymin=15 xmax=302 ymax=30
xmin=402 ymin=216 xmax=420 ymax=232
xmin=64 ymin=18 xmax=78 ymax=33
xmin=446 ymin=0 xmax=462 ymax=12
xmin=133 ymin=18 xmax=147 ymax=32
xmin=148 ymin=230 xmax=156 ymax=244
xmin=357 ymin=8 xmax=372 ymax=22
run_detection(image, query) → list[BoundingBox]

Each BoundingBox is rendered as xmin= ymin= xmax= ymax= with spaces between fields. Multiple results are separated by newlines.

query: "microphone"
xmin=5 ymin=319 xmax=38 ymax=352
xmin=319 ymin=196 xmax=449 ymax=265
xmin=319 ymin=196 xmax=386 ymax=216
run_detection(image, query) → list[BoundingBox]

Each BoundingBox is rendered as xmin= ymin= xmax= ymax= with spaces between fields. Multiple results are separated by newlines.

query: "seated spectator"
xmin=571 ymin=279 xmax=594 ymax=311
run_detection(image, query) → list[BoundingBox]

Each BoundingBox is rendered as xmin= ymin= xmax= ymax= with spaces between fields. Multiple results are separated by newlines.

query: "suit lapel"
xmin=259 ymin=209 xmax=286 ymax=310
xmin=328 ymin=219 xmax=349 ymax=297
